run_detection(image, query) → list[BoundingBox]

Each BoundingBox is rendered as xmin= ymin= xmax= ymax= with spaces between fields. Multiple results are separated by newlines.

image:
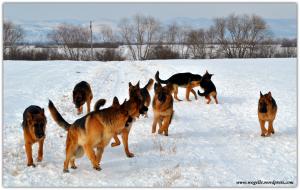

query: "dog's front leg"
xmin=25 ymin=142 xmax=35 ymax=167
xmin=121 ymin=130 xmax=134 ymax=157
xmin=37 ymin=138 xmax=45 ymax=162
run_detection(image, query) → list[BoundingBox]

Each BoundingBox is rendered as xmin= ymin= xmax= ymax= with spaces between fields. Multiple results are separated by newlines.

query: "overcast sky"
xmin=3 ymin=3 xmax=297 ymax=21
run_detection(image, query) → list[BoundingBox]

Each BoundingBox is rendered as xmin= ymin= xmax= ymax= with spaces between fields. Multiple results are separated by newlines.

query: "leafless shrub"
xmin=148 ymin=45 xmax=180 ymax=60
xmin=3 ymin=21 xmax=25 ymax=59
xmin=95 ymin=48 xmax=125 ymax=61
xmin=48 ymin=23 xmax=90 ymax=60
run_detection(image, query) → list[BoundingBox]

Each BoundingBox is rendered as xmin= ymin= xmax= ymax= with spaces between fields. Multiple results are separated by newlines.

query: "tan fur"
xmin=258 ymin=92 xmax=278 ymax=137
xmin=22 ymin=109 xmax=46 ymax=167
xmin=49 ymin=98 xmax=136 ymax=172
xmin=111 ymin=81 xmax=145 ymax=157
xmin=152 ymin=83 xmax=174 ymax=136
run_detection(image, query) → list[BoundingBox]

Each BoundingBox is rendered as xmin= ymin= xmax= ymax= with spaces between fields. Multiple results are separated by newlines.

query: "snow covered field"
xmin=2 ymin=58 xmax=297 ymax=187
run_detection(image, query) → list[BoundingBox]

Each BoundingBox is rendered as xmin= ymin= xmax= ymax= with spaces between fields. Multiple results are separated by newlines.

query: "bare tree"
xmin=165 ymin=22 xmax=179 ymax=51
xmin=213 ymin=14 xmax=269 ymax=58
xmin=205 ymin=26 xmax=216 ymax=58
xmin=119 ymin=14 xmax=161 ymax=60
xmin=187 ymin=29 xmax=206 ymax=59
xmin=99 ymin=24 xmax=117 ymax=43
xmin=3 ymin=21 xmax=25 ymax=59
xmin=48 ymin=23 xmax=90 ymax=60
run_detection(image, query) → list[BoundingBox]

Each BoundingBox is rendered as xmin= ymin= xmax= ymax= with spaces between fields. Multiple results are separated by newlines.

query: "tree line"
xmin=3 ymin=14 xmax=297 ymax=61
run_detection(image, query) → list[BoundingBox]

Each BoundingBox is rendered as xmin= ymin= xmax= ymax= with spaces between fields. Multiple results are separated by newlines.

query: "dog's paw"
xmin=93 ymin=165 xmax=102 ymax=171
xmin=27 ymin=163 xmax=36 ymax=167
xmin=126 ymin=152 xmax=134 ymax=158
xmin=63 ymin=169 xmax=69 ymax=173
xmin=111 ymin=142 xmax=120 ymax=147
xmin=37 ymin=157 xmax=43 ymax=162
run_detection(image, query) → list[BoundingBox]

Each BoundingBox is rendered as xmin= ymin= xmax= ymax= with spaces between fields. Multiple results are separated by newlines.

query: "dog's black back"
xmin=73 ymin=81 xmax=91 ymax=108
xmin=155 ymin=71 xmax=202 ymax=86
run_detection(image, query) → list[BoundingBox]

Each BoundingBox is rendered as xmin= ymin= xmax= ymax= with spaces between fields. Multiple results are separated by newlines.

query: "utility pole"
xmin=90 ymin=20 xmax=93 ymax=60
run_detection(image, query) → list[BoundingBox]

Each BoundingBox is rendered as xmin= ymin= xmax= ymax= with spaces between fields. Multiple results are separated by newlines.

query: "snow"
xmin=2 ymin=58 xmax=297 ymax=187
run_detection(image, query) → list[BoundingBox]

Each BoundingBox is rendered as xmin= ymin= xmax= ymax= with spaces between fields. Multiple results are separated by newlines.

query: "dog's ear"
xmin=129 ymin=82 xmax=133 ymax=88
xmin=41 ymin=108 xmax=44 ymax=114
xmin=112 ymin=96 xmax=120 ymax=107
xmin=154 ymin=82 xmax=161 ymax=91
xmin=260 ymin=91 xmax=263 ymax=97
xmin=267 ymin=91 xmax=272 ymax=97
xmin=136 ymin=81 xmax=140 ymax=88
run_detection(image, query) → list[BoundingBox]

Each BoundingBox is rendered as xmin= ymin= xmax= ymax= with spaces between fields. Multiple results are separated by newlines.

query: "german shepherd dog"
xmin=73 ymin=81 xmax=93 ymax=115
xmin=22 ymin=105 xmax=47 ymax=167
xmin=155 ymin=71 xmax=202 ymax=101
xmin=48 ymin=95 xmax=145 ymax=173
xmin=258 ymin=91 xmax=277 ymax=137
xmin=197 ymin=70 xmax=218 ymax=104
xmin=140 ymin=78 xmax=154 ymax=117
xmin=152 ymin=82 xmax=174 ymax=136
xmin=107 ymin=81 xmax=149 ymax=157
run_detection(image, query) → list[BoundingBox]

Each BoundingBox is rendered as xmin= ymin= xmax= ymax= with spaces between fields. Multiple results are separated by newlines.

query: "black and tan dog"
xmin=258 ymin=91 xmax=277 ymax=137
xmin=73 ymin=81 xmax=93 ymax=115
xmin=197 ymin=70 xmax=218 ymax=104
xmin=152 ymin=82 xmax=174 ymax=136
xmin=108 ymin=81 xmax=148 ymax=157
xmin=140 ymin=78 xmax=154 ymax=117
xmin=22 ymin=105 xmax=47 ymax=167
xmin=155 ymin=71 xmax=202 ymax=101
xmin=49 ymin=94 xmax=146 ymax=172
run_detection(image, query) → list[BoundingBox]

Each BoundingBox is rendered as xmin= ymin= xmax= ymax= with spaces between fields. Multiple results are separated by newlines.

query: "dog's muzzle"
xmin=259 ymin=103 xmax=267 ymax=113
xmin=139 ymin=106 xmax=148 ymax=115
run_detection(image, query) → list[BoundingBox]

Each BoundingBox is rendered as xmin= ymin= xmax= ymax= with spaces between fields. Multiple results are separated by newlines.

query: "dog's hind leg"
xmin=37 ymin=138 xmax=44 ymax=162
xmin=212 ymin=92 xmax=218 ymax=104
xmin=121 ymin=130 xmax=134 ymax=157
xmin=70 ymin=158 xmax=77 ymax=169
xmin=111 ymin=135 xmax=121 ymax=147
xmin=95 ymin=145 xmax=104 ymax=166
xmin=64 ymin=142 xmax=77 ymax=173
xmin=83 ymin=144 xmax=101 ymax=170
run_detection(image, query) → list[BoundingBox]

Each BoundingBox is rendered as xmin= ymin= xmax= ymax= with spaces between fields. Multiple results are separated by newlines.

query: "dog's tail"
xmin=93 ymin=99 xmax=106 ymax=111
xmin=48 ymin=100 xmax=71 ymax=130
xmin=155 ymin=71 xmax=168 ymax=84
xmin=197 ymin=90 xmax=208 ymax=97
xmin=143 ymin=78 xmax=154 ymax=91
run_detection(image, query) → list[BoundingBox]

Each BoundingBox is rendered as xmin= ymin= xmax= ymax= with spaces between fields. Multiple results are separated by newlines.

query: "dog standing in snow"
xmin=72 ymin=81 xmax=93 ymax=115
xmin=22 ymin=105 xmax=47 ymax=167
xmin=152 ymin=82 xmax=174 ymax=136
xmin=258 ymin=91 xmax=277 ymax=137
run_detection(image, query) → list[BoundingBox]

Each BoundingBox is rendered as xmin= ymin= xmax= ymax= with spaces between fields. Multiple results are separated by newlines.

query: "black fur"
xmin=155 ymin=71 xmax=202 ymax=86
xmin=197 ymin=71 xmax=216 ymax=96
xmin=94 ymin=99 xmax=106 ymax=111
xmin=73 ymin=81 xmax=90 ymax=108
